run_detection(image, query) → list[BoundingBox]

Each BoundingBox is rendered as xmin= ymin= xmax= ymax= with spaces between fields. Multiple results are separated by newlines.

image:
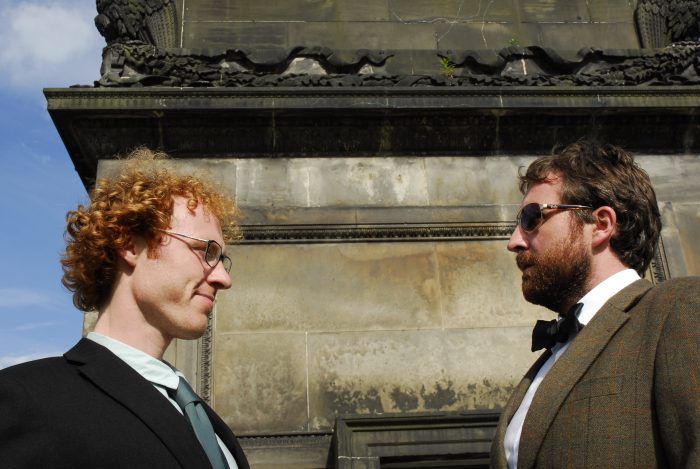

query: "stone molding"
xmin=198 ymin=314 xmax=214 ymax=403
xmin=240 ymin=222 xmax=515 ymax=244
xmin=96 ymin=41 xmax=700 ymax=88
xmin=47 ymin=85 xmax=700 ymax=109
xmin=334 ymin=411 xmax=500 ymax=468
xmin=239 ymin=433 xmax=332 ymax=445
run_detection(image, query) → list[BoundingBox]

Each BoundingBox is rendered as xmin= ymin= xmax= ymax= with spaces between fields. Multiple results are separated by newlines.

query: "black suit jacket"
xmin=0 ymin=338 xmax=250 ymax=469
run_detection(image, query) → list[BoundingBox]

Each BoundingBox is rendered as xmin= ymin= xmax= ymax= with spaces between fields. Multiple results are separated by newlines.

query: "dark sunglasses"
xmin=516 ymin=203 xmax=593 ymax=233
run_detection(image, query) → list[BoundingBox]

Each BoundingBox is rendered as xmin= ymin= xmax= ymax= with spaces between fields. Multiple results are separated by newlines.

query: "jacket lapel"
xmin=492 ymin=351 xmax=552 ymax=466
xmin=64 ymin=338 xmax=211 ymax=469
xmin=517 ymin=279 xmax=653 ymax=468
xmin=206 ymin=404 xmax=251 ymax=469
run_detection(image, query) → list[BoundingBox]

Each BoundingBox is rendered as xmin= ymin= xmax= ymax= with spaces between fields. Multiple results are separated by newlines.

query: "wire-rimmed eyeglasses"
xmin=156 ymin=229 xmax=232 ymax=273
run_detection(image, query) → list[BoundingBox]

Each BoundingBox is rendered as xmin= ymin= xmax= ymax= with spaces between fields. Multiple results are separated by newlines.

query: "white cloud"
xmin=0 ymin=0 xmax=104 ymax=91
xmin=14 ymin=321 xmax=61 ymax=331
xmin=0 ymin=287 xmax=53 ymax=309
xmin=0 ymin=351 xmax=61 ymax=369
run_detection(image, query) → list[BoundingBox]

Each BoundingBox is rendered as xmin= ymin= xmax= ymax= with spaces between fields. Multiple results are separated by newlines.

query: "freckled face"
xmin=130 ymin=198 xmax=232 ymax=341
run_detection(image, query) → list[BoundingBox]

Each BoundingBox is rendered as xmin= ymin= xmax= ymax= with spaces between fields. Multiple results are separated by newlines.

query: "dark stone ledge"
xmin=45 ymin=86 xmax=700 ymax=189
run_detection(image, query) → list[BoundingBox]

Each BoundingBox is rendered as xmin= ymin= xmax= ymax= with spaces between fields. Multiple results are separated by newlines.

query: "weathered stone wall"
xmin=97 ymin=153 xmax=700 ymax=468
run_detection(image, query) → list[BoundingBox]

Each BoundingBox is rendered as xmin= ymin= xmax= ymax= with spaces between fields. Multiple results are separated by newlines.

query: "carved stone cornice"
xmin=239 ymin=222 xmax=514 ymax=244
xmin=95 ymin=0 xmax=177 ymax=47
xmin=635 ymin=0 xmax=700 ymax=48
xmin=96 ymin=41 xmax=700 ymax=88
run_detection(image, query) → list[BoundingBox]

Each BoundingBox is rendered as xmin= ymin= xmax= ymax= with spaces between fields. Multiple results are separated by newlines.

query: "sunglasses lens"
xmin=520 ymin=203 xmax=542 ymax=232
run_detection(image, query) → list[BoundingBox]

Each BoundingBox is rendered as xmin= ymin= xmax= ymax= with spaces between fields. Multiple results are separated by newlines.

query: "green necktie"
xmin=169 ymin=377 xmax=230 ymax=469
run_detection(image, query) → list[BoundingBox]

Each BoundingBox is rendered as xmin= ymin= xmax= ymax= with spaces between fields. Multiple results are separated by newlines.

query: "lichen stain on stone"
xmin=420 ymin=380 xmax=460 ymax=410
xmin=324 ymin=382 xmax=384 ymax=415
xmin=473 ymin=378 xmax=516 ymax=409
xmin=390 ymin=386 xmax=419 ymax=412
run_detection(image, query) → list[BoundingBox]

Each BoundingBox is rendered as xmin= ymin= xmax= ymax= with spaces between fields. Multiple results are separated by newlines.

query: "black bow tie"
xmin=531 ymin=303 xmax=584 ymax=352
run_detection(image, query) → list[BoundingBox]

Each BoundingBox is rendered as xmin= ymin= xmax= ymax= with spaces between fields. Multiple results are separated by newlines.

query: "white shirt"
xmin=504 ymin=269 xmax=640 ymax=469
xmin=87 ymin=332 xmax=238 ymax=469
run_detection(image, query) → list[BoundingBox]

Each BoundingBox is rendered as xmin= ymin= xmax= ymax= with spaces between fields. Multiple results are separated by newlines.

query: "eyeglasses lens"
xmin=205 ymin=241 xmax=232 ymax=273
xmin=222 ymin=257 xmax=232 ymax=273
xmin=520 ymin=203 xmax=542 ymax=232
xmin=205 ymin=242 xmax=221 ymax=266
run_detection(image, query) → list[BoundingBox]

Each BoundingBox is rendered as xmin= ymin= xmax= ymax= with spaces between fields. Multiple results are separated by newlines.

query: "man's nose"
xmin=507 ymin=225 xmax=527 ymax=252
xmin=208 ymin=261 xmax=232 ymax=289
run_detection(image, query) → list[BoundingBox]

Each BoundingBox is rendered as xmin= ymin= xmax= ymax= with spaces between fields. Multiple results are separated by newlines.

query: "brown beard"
xmin=516 ymin=225 xmax=590 ymax=314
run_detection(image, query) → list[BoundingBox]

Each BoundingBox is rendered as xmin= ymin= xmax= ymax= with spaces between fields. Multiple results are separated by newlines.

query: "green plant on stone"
xmin=439 ymin=56 xmax=456 ymax=78
xmin=509 ymin=37 xmax=521 ymax=47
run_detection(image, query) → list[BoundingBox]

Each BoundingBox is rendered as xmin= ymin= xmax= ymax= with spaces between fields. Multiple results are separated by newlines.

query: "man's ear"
xmin=117 ymin=241 xmax=139 ymax=268
xmin=591 ymin=206 xmax=616 ymax=249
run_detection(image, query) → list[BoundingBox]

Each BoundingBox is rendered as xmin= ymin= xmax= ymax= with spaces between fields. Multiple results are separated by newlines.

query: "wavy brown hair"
xmin=61 ymin=148 xmax=239 ymax=312
xmin=519 ymin=141 xmax=661 ymax=275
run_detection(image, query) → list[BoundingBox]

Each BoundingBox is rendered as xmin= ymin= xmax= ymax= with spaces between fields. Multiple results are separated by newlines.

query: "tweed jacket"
xmin=0 ymin=338 xmax=250 ymax=469
xmin=491 ymin=277 xmax=700 ymax=468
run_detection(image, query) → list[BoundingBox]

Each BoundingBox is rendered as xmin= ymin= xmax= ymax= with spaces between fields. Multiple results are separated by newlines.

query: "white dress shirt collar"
xmin=86 ymin=332 xmax=180 ymax=390
xmin=575 ymin=268 xmax=641 ymax=325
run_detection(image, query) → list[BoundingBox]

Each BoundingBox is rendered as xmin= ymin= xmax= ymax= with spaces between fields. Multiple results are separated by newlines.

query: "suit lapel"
xmin=492 ymin=351 xmax=552 ymax=466
xmin=64 ymin=339 xmax=211 ymax=469
xmin=517 ymin=280 xmax=653 ymax=468
xmin=206 ymin=404 xmax=250 ymax=469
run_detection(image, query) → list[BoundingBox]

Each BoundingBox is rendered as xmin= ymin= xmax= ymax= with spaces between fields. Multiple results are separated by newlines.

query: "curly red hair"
xmin=61 ymin=148 xmax=239 ymax=312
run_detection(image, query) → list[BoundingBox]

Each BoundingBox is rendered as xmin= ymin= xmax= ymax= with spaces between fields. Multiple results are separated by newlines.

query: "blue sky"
xmin=0 ymin=0 xmax=104 ymax=368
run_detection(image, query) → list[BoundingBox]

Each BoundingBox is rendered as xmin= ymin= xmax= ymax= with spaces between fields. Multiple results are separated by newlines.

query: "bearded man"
xmin=490 ymin=141 xmax=700 ymax=468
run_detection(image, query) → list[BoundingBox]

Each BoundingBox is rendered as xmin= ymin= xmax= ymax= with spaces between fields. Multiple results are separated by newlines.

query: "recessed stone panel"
xmin=587 ymin=0 xmax=636 ymax=23
xmin=327 ymin=0 xmax=392 ymax=22
xmin=240 ymin=435 xmax=332 ymax=469
xmin=388 ymin=0 xmax=518 ymax=23
xmin=184 ymin=22 xmax=289 ymax=50
xmin=213 ymin=332 xmax=308 ymax=434
xmin=437 ymin=241 xmax=543 ymax=328
xmin=639 ymin=155 xmax=700 ymax=203
xmin=538 ymin=23 xmax=639 ymax=50
xmin=287 ymin=21 xmax=438 ymax=50
xmin=388 ymin=0 xmax=467 ymax=22
xmin=436 ymin=22 xmax=523 ymax=50
xmin=186 ymin=0 xmax=390 ymax=22
xmin=669 ymin=203 xmax=700 ymax=276
xmin=306 ymin=328 xmax=535 ymax=431
xmin=306 ymin=158 xmax=431 ymax=207
xmin=217 ymin=243 xmax=442 ymax=332
xmin=423 ymin=156 xmax=531 ymax=206
xmin=98 ymin=158 xmax=236 ymax=197
xmin=517 ymin=0 xmax=590 ymax=22
xmin=234 ymin=157 xmax=432 ymax=209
